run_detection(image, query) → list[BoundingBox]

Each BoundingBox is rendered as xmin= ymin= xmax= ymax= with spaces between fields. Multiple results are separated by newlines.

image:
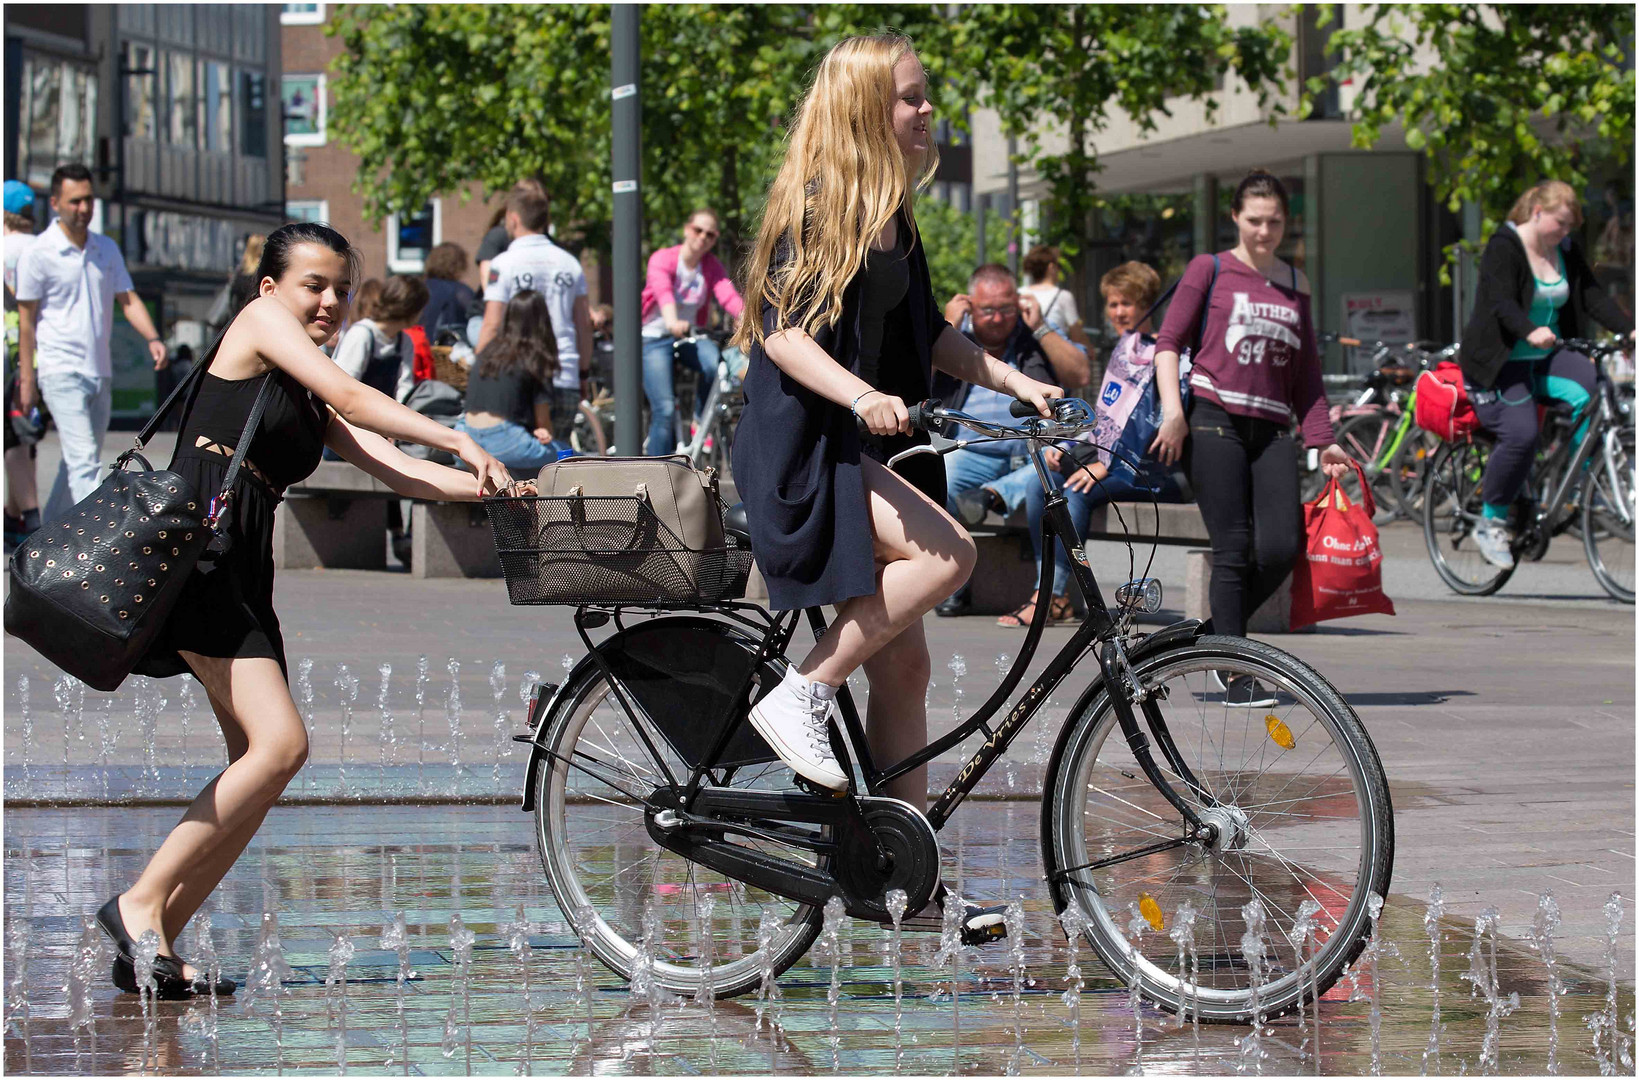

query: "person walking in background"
xmin=14 ymin=164 xmax=169 ymax=526
xmin=640 ymin=208 xmax=745 ymax=455
xmin=474 ymin=176 xmax=548 ymax=289
xmin=1020 ymin=244 xmax=1093 ymax=353
xmin=457 ymin=289 xmax=567 ymax=471
xmin=4 ymin=179 xmax=41 ymax=553
xmin=419 ymin=241 xmax=474 ymax=340
xmin=1459 ymin=179 xmax=1635 ymax=569
xmin=1149 ymin=171 xmax=1349 ymax=706
xmin=479 ymin=186 xmax=591 ymax=453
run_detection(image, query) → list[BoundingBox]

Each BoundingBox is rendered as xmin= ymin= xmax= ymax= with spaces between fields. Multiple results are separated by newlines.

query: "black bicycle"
xmin=498 ymin=398 xmax=1394 ymax=1022
xmin=1423 ymin=339 xmax=1635 ymax=603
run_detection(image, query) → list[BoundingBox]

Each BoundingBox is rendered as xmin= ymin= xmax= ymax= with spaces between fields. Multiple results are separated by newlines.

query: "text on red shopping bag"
xmin=1290 ymin=461 xmax=1396 ymax=629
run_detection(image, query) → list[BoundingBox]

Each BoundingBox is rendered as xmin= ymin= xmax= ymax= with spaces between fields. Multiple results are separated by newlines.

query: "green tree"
xmin=935 ymin=6 xmax=1291 ymax=265
xmin=914 ymin=195 xmax=980 ymax=303
xmin=1303 ymin=4 xmax=1635 ymax=270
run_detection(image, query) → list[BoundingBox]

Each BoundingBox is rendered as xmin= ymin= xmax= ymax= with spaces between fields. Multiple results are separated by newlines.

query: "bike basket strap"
xmin=484 ymin=467 xmax=753 ymax=606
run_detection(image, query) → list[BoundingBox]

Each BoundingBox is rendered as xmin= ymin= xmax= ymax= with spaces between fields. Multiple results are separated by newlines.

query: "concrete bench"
xmin=274 ymin=461 xmax=501 ymax=579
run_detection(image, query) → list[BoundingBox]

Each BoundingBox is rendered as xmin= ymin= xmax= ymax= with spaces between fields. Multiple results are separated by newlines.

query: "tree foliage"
xmin=1304 ymin=4 xmax=1635 ymax=263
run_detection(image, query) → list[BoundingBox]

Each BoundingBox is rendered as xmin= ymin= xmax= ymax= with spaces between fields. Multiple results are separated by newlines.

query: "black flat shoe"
xmin=95 ymin=895 xmax=136 ymax=961
xmin=935 ymin=592 xmax=972 ymax=618
xmin=113 ymin=954 xmax=237 ymax=999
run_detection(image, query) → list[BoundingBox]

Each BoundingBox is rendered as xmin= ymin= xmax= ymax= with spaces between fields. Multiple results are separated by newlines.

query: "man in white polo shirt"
xmin=15 ymin=163 xmax=168 ymax=525
xmin=478 ymin=186 xmax=591 ymax=446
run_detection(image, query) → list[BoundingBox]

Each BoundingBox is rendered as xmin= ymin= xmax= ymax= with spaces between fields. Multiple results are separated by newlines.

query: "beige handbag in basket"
xmin=535 ymin=455 xmax=725 ymax=551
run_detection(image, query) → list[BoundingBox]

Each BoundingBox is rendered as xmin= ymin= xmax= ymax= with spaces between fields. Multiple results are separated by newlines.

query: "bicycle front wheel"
xmin=1583 ymin=424 xmax=1636 ymax=603
xmin=535 ymin=646 xmax=823 ymax=999
xmin=1422 ymin=439 xmax=1515 ymax=595
xmin=1044 ymin=635 xmax=1393 ymax=1022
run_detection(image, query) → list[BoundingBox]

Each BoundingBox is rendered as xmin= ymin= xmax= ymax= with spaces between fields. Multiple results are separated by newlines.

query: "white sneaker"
xmin=1472 ymin=518 xmax=1516 ymax=570
xmin=748 ymin=668 xmax=848 ymax=791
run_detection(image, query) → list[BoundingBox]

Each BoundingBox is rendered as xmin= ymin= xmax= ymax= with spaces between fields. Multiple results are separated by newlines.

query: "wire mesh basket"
xmin=484 ymin=494 xmax=754 ymax=606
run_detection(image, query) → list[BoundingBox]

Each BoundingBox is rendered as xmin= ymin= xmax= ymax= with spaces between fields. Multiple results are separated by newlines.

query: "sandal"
xmin=996 ymin=592 xmax=1073 ymax=628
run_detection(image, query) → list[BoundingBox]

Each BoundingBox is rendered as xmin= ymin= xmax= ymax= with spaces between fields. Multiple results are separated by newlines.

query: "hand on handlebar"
xmin=1006 ymin=372 xmax=1062 ymax=418
xmin=855 ymin=390 xmax=911 ymax=436
xmin=1527 ymin=326 xmax=1559 ymax=351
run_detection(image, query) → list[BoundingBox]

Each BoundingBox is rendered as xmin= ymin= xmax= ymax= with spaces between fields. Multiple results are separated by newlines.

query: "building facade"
xmin=280 ymin=2 xmax=498 ymax=294
xmin=5 ymin=4 xmax=287 ymax=417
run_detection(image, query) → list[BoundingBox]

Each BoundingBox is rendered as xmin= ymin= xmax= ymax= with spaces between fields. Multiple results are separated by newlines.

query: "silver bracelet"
xmin=850 ymin=389 xmax=880 ymax=416
xmin=1032 ymin=322 xmax=1056 ymax=341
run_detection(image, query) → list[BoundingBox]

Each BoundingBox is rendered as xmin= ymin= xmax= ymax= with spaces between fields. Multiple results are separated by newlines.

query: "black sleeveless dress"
xmin=134 ymin=368 xmax=329 ymax=679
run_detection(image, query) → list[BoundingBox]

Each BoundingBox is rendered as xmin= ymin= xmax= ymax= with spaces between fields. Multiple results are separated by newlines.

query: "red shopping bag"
xmin=1290 ymin=461 xmax=1396 ymax=629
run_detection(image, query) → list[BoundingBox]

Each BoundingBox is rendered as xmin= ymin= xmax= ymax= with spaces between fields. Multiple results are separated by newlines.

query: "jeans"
xmin=455 ymin=417 xmax=565 ymax=475
xmin=1468 ymin=351 xmax=1596 ymax=518
xmin=38 ymin=370 xmax=112 ymax=527
xmin=943 ymin=447 xmax=1031 ymax=515
xmin=1021 ymin=464 xmax=1185 ymax=598
xmin=642 ymin=335 xmax=720 ymax=457
xmin=1187 ymin=397 xmax=1302 ymax=637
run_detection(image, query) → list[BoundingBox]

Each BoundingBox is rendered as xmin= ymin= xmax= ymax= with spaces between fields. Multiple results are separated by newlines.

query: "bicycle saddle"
xmin=723 ymin=502 xmax=752 ymax=544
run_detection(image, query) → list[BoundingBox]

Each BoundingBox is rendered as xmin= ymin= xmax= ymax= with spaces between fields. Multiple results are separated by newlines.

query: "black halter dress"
xmin=133 ymin=367 xmax=329 ymax=679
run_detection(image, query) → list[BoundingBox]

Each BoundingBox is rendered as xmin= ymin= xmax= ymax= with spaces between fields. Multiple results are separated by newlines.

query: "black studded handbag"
xmin=3 ymin=357 xmax=276 ymax=691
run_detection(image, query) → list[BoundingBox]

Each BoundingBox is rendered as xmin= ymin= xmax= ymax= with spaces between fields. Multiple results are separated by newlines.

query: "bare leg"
xmin=799 ymin=455 xmax=975 ymax=687
xmin=861 ymin=619 xmax=932 ymax=810
xmin=115 ymin=654 xmax=307 ymax=966
xmin=4 ymin=445 xmax=38 ymax=517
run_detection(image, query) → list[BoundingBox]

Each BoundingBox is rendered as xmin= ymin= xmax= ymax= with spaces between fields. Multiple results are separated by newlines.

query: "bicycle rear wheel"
xmin=1043 ymin=635 xmax=1394 ymax=1022
xmin=1422 ymin=439 xmax=1515 ymax=595
xmin=534 ymin=632 xmax=822 ymax=999
xmin=1386 ymin=427 xmax=1439 ymax=520
xmin=1332 ymin=411 xmax=1398 ymax=524
xmin=1583 ymin=425 xmax=1636 ymax=603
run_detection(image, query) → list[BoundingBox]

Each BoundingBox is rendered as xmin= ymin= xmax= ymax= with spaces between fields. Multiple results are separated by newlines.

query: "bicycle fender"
xmin=518 ymin=615 xmax=784 ymax=812
xmin=1036 ymin=618 xmax=1205 ymax=913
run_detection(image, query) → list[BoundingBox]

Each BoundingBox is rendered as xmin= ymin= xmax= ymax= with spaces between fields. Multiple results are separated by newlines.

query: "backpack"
xmin=1414 ymin=361 xmax=1478 ymax=441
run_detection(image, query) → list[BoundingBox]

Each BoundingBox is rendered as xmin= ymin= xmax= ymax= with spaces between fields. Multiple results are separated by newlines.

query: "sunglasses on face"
xmin=688 ymin=224 xmax=719 ymax=241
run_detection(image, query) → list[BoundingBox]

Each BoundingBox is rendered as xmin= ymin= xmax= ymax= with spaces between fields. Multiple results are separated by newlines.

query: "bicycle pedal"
xmin=794 ymin=776 xmax=849 ymax=798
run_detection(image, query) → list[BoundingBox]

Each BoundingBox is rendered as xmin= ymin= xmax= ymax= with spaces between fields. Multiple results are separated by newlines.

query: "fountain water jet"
xmin=1236 ymin=898 xmax=1269 ymax=1075
xmin=326 ymin=932 xmax=356 ymax=1073
xmin=1528 ymin=891 xmax=1564 ymax=1075
xmin=1005 ymin=900 xmax=1027 ymax=1076
xmin=66 ymin=915 xmax=106 ymax=1072
xmin=694 ymin=892 xmax=719 ymax=1071
xmin=819 ymin=896 xmax=846 ymax=1070
xmin=442 ymin=912 xmax=476 ymax=1072
xmin=505 ymin=903 xmax=534 ymax=1074
xmin=489 ymin=661 xmax=508 ymax=787
xmin=1587 ymin=891 xmax=1632 ymax=1075
xmin=1060 ymin=906 xmax=1087 ymax=1072
xmin=445 ymin=658 xmax=464 ymax=793
xmin=377 ymin=663 xmax=395 ymax=786
xmin=885 ymin=888 xmax=909 ymax=1073
xmin=134 ymin=929 xmax=161 ymax=1074
xmin=1462 ymin=906 xmax=1518 ymax=1075
xmin=380 ymin=912 xmax=413 ymax=1073
xmin=1172 ymin=900 xmax=1202 ymax=1065
xmin=1423 ymin=884 xmax=1444 ymax=1075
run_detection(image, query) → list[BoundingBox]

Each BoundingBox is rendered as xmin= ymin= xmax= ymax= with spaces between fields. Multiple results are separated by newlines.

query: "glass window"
xmin=240 ymin=70 xmax=268 ymax=158
xmin=167 ymin=51 xmax=197 ymax=148
xmin=281 ymin=73 xmax=325 ymax=146
xmin=387 ymin=201 xmax=440 ymax=272
xmin=24 ymin=55 xmax=62 ymax=188
xmin=58 ymin=66 xmax=97 ymax=168
xmin=286 ymin=199 xmax=328 ymax=224
xmin=125 ymin=42 xmax=157 ymax=140
xmin=280 ymin=3 xmax=325 ymax=26
xmin=201 ymin=62 xmax=232 ymax=152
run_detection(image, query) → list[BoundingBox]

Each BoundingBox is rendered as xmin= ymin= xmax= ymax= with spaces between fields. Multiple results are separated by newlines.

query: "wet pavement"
xmin=3 ymin=801 xmax=1634 ymax=1076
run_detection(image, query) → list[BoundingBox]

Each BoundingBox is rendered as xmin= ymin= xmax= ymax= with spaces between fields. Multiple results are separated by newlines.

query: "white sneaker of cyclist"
xmin=1472 ymin=517 xmax=1517 ymax=570
xmin=748 ymin=667 xmax=849 ymax=791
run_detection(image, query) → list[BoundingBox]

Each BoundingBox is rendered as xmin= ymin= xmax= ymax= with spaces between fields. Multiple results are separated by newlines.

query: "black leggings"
xmin=1187 ymin=397 xmax=1303 ymax=637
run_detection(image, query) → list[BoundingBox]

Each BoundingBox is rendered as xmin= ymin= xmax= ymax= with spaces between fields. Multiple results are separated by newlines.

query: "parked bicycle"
xmin=667 ymin=328 xmax=745 ymax=472
xmin=489 ymin=397 xmax=1395 ymax=1022
xmin=1423 ymin=338 xmax=1635 ymax=603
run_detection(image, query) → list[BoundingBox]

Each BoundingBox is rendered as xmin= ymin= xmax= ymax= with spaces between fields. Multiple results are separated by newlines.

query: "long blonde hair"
xmin=733 ymin=33 xmax=940 ymax=351
xmin=1508 ymin=180 xmax=1584 ymax=228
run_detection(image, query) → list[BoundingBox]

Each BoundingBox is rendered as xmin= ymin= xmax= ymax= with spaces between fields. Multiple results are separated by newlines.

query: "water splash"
xmin=932 ymin=890 xmax=966 ymax=1075
xmin=489 ymin=660 xmax=509 ymax=787
xmin=1588 ymin=891 xmax=1632 ymax=1075
xmin=948 ymin=655 xmax=967 ymax=727
xmin=194 ymin=914 xmax=222 ymax=1073
xmin=376 ymin=663 xmax=395 ymax=781
xmin=379 ymin=912 xmax=413 ymax=1074
xmin=65 ymin=915 xmax=107 ymax=1073
xmin=756 ymin=908 xmax=786 ymax=1037
xmin=820 ymin=896 xmax=847 ymax=1070
xmin=1125 ymin=900 xmax=1148 ymax=1074
xmin=442 ymin=913 xmax=476 ymax=1071
xmin=414 ymin=655 xmax=430 ymax=789
xmin=445 ymin=658 xmax=464 ymax=789
xmin=178 ymin=675 xmax=198 ymax=788
xmin=1005 ymin=900 xmax=1027 ymax=1076
xmin=1236 ymin=898 xmax=1268 ymax=1075
xmin=6 ymin=906 xmax=32 ymax=1073
xmin=1355 ymin=893 xmax=1399 ymax=1075
xmin=886 ymin=888 xmax=909 ymax=1073
xmin=1461 ymin=906 xmax=1518 ymax=1075
xmin=16 ymin=675 xmax=33 ymax=787
xmin=242 ymin=911 xmax=294 ymax=1072
xmin=1060 ymin=905 xmax=1086 ymax=1073
xmin=993 ymin=654 xmax=1017 ymax=790
xmin=694 ymin=893 xmax=719 ymax=1072
xmin=1423 ymin=884 xmax=1444 ymax=1075
xmin=334 ymin=665 xmax=358 ymax=794
xmin=1172 ymin=900 xmax=1203 ymax=1064
xmin=505 ymin=903 xmax=534 ymax=1075
xmin=134 ymin=929 xmax=161 ymax=1074
xmin=1528 ymin=892 xmax=1563 ymax=1075
xmin=326 ymin=932 xmax=355 ymax=1073
xmin=570 ymin=905 xmax=599 ymax=1054
xmin=296 ymin=658 xmax=316 ymax=798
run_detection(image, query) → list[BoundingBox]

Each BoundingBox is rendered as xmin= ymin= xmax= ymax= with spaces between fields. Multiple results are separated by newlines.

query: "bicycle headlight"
xmin=1116 ymin=577 xmax=1163 ymax=614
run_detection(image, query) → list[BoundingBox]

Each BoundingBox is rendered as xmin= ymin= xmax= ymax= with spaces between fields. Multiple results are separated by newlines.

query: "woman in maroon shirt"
xmin=1149 ymin=172 xmax=1348 ymax=706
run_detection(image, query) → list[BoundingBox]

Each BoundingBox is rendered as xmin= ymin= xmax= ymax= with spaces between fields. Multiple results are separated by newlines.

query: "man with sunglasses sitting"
xmin=934 ymin=263 xmax=1089 ymax=617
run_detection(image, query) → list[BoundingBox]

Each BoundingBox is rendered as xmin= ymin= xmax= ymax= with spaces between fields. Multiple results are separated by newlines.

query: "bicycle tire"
xmin=1422 ymin=440 xmax=1515 ymax=596
xmin=534 ymin=636 xmax=823 ymax=999
xmin=1042 ymin=634 xmax=1394 ymax=1022
xmin=1332 ymin=412 xmax=1398 ymax=524
xmin=1583 ymin=424 xmax=1636 ymax=603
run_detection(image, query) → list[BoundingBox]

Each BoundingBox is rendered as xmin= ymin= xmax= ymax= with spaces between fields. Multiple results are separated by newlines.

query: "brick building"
xmin=279 ymin=2 xmax=499 ymax=293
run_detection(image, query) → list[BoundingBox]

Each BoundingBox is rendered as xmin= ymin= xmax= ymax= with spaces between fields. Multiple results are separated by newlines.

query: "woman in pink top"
xmin=639 ymin=208 xmax=746 ymax=455
xmin=1149 ymin=172 xmax=1349 ymax=706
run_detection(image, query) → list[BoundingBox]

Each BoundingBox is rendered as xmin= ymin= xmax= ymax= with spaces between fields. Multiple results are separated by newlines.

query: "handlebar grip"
xmin=1009 ymin=398 xmax=1039 ymax=418
xmin=905 ymin=401 xmax=929 ymax=431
